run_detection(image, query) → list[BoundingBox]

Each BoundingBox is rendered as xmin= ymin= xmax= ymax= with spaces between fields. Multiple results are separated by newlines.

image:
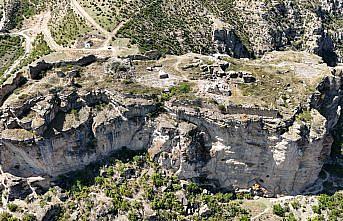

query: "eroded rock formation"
xmin=0 ymin=52 xmax=342 ymax=197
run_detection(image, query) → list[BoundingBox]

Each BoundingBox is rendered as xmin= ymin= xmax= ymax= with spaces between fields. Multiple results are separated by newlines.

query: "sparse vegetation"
xmin=160 ymin=82 xmax=193 ymax=101
xmin=52 ymin=149 xmax=250 ymax=220
xmin=0 ymin=35 xmax=24 ymax=77
xmin=22 ymin=214 xmax=37 ymax=221
xmin=273 ymin=203 xmax=285 ymax=217
xmin=117 ymin=0 xmax=213 ymax=55
xmin=79 ymin=0 xmax=143 ymax=32
xmin=5 ymin=0 xmax=46 ymax=30
xmin=0 ymin=212 xmax=19 ymax=221
xmin=20 ymin=34 xmax=53 ymax=67
xmin=7 ymin=203 xmax=18 ymax=212
xmin=50 ymin=9 xmax=92 ymax=47
xmin=296 ymin=110 xmax=313 ymax=123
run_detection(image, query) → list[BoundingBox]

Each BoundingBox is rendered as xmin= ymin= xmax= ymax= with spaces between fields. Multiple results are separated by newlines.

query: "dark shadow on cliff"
xmin=320 ymin=120 xmax=343 ymax=195
xmin=303 ymin=111 xmax=343 ymax=196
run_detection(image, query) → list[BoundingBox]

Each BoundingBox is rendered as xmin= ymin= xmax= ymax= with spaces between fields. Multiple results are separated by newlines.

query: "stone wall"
xmin=225 ymin=105 xmax=280 ymax=118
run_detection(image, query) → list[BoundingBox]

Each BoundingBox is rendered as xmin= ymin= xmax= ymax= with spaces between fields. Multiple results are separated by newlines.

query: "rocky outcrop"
xmin=0 ymin=54 xmax=342 ymax=197
xmin=213 ymin=29 xmax=253 ymax=59
xmin=151 ymin=75 xmax=343 ymax=195
xmin=28 ymin=55 xmax=100 ymax=80
xmin=0 ymin=72 xmax=26 ymax=105
xmin=210 ymin=0 xmax=342 ymax=66
xmin=0 ymin=89 xmax=158 ymax=177
xmin=29 ymin=61 xmax=54 ymax=80
xmin=314 ymin=33 xmax=338 ymax=67
xmin=127 ymin=50 xmax=162 ymax=61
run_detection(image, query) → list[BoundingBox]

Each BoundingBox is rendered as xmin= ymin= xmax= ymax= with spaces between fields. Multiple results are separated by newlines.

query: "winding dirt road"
xmin=70 ymin=0 xmax=110 ymax=36
xmin=1 ymin=0 xmax=131 ymax=77
xmin=2 ymin=31 xmax=31 ymax=78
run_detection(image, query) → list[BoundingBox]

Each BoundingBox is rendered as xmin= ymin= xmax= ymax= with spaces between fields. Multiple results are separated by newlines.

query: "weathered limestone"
xmin=28 ymin=55 xmax=99 ymax=80
xmin=0 ymin=55 xmax=342 ymax=197
xmin=151 ymin=75 xmax=342 ymax=195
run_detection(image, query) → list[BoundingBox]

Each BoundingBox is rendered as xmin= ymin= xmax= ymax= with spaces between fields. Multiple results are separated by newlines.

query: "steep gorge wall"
xmin=153 ymin=75 xmax=343 ymax=195
xmin=0 ymin=70 xmax=342 ymax=196
xmin=0 ymin=95 xmax=158 ymax=177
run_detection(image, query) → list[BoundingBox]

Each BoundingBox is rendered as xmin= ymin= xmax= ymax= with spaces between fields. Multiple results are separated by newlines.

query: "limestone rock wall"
xmin=0 ymin=90 xmax=158 ymax=177
xmin=152 ymin=75 xmax=343 ymax=195
xmin=0 ymin=73 xmax=342 ymax=196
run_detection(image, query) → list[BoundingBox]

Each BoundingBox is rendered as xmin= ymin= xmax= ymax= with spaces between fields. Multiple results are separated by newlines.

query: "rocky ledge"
xmin=0 ymin=52 xmax=342 ymax=200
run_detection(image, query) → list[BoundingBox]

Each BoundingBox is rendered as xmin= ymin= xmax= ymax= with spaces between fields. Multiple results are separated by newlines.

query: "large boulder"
xmin=29 ymin=61 xmax=53 ymax=80
xmin=75 ymin=55 xmax=97 ymax=66
xmin=6 ymin=177 xmax=33 ymax=201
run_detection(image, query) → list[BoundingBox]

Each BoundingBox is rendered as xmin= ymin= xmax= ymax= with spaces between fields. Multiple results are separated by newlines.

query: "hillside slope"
xmin=1 ymin=0 xmax=342 ymax=65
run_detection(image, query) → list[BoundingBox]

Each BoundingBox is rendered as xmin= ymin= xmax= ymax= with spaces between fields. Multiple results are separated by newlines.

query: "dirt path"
xmin=40 ymin=12 xmax=63 ymax=51
xmin=1 ymin=30 xmax=31 ymax=78
xmin=70 ymin=0 xmax=109 ymax=36
xmin=251 ymin=207 xmax=270 ymax=220
xmin=1 ymin=1 xmax=134 ymax=76
xmin=102 ymin=21 xmax=127 ymax=47
xmin=70 ymin=0 xmax=129 ymax=48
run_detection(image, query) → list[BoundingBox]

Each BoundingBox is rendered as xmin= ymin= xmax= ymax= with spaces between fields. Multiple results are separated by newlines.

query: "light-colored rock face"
xmin=0 ymin=96 xmax=157 ymax=177
xmin=151 ymin=74 xmax=343 ymax=195
xmin=150 ymin=110 xmax=329 ymax=195
xmin=0 ymin=54 xmax=342 ymax=197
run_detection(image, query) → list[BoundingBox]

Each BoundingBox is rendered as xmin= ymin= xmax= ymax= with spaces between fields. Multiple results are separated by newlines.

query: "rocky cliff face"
xmin=0 ymin=90 xmax=158 ymax=177
xmin=152 ymin=78 xmax=341 ymax=195
xmin=0 ymin=53 xmax=342 ymax=196
xmin=213 ymin=0 xmax=342 ymax=66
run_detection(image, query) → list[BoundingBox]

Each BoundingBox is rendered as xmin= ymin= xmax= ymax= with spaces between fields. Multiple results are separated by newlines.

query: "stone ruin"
xmin=104 ymin=58 xmax=135 ymax=80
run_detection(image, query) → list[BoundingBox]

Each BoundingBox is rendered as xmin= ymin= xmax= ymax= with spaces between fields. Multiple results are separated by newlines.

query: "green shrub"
xmin=291 ymin=200 xmax=300 ymax=210
xmin=296 ymin=110 xmax=312 ymax=123
xmin=286 ymin=213 xmax=297 ymax=221
xmin=22 ymin=214 xmax=37 ymax=221
xmin=0 ymin=212 xmax=12 ymax=221
xmin=178 ymin=83 xmax=191 ymax=93
xmin=312 ymin=205 xmax=321 ymax=214
xmin=186 ymin=182 xmax=201 ymax=195
xmin=7 ymin=203 xmax=18 ymax=212
xmin=218 ymin=104 xmax=226 ymax=113
xmin=273 ymin=203 xmax=285 ymax=217
xmin=240 ymin=215 xmax=250 ymax=221
xmin=151 ymin=173 xmax=164 ymax=187
xmin=0 ymin=211 xmax=19 ymax=221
